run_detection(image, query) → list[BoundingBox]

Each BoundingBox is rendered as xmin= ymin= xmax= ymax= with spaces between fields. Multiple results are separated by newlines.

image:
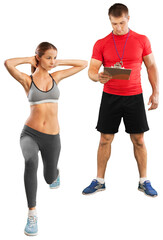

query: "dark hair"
xmin=108 ymin=3 xmax=129 ymax=18
xmin=32 ymin=42 xmax=57 ymax=73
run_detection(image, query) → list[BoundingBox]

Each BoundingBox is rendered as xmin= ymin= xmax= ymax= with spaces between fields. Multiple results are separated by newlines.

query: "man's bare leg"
xmin=97 ymin=133 xmax=114 ymax=178
xmin=130 ymin=133 xmax=147 ymax=178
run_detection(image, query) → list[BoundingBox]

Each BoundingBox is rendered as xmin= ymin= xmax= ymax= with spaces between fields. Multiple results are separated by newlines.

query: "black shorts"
xmin=96 ymin=92 xmax=149 ymax=134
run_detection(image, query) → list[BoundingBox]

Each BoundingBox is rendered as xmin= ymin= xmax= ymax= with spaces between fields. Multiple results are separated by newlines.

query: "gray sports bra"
xmin=28 ymin=74 xmax=60 ymax=105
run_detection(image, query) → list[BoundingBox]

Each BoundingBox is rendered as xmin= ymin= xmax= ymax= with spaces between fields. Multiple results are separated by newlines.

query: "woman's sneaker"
xmin=49 ymin=174 xmax=60 ymax=189
xmin=82 ymin=179 xmax=106 ymax=195
xmin=24 ymin=216 xmax=38 ymax=236
xmin=138 ymin=180 xmax=158 ymax=197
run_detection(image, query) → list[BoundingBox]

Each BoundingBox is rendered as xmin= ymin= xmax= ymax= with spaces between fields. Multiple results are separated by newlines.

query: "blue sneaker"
xmin=24 ymin=216 xmax=38 ymax=236
xmin=49 ymin=174 xmax=60 ymax=189
xmin=82 ymin=179 xmax=106 ymax=195
xmin=138 ymin=180 xmax=158 ymax=197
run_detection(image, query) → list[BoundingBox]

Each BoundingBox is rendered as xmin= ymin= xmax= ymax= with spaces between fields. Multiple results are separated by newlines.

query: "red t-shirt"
xmin=92 ymin=30 xmax=152 ymax=96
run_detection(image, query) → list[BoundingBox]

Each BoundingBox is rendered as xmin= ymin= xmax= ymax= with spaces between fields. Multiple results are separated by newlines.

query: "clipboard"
xmin=104 ymin=67 xmax=132 ymax=80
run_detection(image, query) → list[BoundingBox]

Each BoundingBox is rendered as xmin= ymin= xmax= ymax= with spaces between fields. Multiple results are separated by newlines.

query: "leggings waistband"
xmin=21 ymin=125 xmax=60 ymax=139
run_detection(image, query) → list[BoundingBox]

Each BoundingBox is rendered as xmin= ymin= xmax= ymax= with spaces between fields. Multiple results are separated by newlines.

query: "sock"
xmin=140 ymin=177 xmax=147 ymax=184
xmin=28 ymin=209 xmax=37 ymax=217
xmin=96 ymin=177 xmax=105 ymax=184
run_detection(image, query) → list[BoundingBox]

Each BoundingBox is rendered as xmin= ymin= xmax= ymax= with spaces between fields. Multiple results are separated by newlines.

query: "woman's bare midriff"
xmin=25 ymin=102 xmax=60 ymax=135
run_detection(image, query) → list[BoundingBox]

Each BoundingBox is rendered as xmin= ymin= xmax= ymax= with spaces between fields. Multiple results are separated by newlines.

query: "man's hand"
xmin=98 ymin=72 xmax=112 ymax=84
xmin=148 ymin=93 xmax=159 ymax=110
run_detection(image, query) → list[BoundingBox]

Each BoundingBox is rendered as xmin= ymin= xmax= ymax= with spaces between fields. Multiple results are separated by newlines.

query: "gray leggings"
xmin=20 ymin=125 xmax=61 ymax=208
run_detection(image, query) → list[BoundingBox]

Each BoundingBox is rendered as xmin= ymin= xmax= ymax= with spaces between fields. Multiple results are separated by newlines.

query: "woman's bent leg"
xmin=41 ymin=134 xmax=61 ymax=184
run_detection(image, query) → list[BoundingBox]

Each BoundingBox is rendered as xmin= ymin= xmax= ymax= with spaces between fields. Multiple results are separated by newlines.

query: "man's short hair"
xmin=108 ymin=3 xmax=129 ymax=18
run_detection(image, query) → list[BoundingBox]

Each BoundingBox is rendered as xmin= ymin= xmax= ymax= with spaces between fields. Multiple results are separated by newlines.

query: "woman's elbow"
xmin=4 ymin=59 xmax=11 ymax=69
xmin=4 ymin=59 xmax=8 ymax=67
xmin=82 ymin=60 xmax=88 ymax=69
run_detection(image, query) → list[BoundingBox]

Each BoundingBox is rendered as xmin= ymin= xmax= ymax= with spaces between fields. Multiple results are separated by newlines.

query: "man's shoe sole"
xmin=138 ymin=188 xmax=158 ymax=198
xmin=82 ymin=188 xmax=106 ymax=195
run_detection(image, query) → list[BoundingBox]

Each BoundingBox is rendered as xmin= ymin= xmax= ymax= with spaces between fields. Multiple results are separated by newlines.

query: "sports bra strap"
xmin=30 ymin=75 xmax=33 ymax=81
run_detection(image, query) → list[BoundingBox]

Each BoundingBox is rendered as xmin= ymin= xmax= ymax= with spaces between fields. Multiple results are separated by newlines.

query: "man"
xmin=82 ymin=3 xmax=159 ymax=197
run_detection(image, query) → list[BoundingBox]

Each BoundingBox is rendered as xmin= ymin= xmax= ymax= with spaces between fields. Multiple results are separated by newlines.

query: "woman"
xmin=4 ymin=42 xmax=87 ymax=236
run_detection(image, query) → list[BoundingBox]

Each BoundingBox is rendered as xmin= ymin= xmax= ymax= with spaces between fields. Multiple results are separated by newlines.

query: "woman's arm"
xmin=4 ymin=57 xmax=37 ymax=92
xmin=51 ymin=59 xmax=88 ymax=83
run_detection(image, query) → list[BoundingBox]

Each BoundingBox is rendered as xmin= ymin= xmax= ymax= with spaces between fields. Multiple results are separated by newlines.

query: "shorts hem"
xmin=96 ymin=128 xmax=118 ymax=134
xmin=125 ymin=128 xmax=150 ymax=134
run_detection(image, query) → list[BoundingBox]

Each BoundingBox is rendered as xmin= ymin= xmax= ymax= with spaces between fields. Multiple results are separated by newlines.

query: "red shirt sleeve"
xmin=91 ymin=40 xmax=103 ymax=62
xmin=142 ymin=35 xmax=152 ymax=57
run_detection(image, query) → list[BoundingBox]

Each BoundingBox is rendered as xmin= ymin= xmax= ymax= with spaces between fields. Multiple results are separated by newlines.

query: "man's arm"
xmin=88 ymin=58 xmax=112 ymax=84
xmin=143 ymin=53 xmax=159 ymax=110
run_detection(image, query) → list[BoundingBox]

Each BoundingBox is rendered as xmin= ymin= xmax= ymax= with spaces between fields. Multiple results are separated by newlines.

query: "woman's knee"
xmin=25 ymin=154 xmax=38 ymax=173
xmin=43 ymin=162 xmax=59 ymax=184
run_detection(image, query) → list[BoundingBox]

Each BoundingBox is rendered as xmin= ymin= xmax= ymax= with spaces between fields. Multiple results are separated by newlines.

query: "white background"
xmin=0 ymin=0 xmax=163 ymax=239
